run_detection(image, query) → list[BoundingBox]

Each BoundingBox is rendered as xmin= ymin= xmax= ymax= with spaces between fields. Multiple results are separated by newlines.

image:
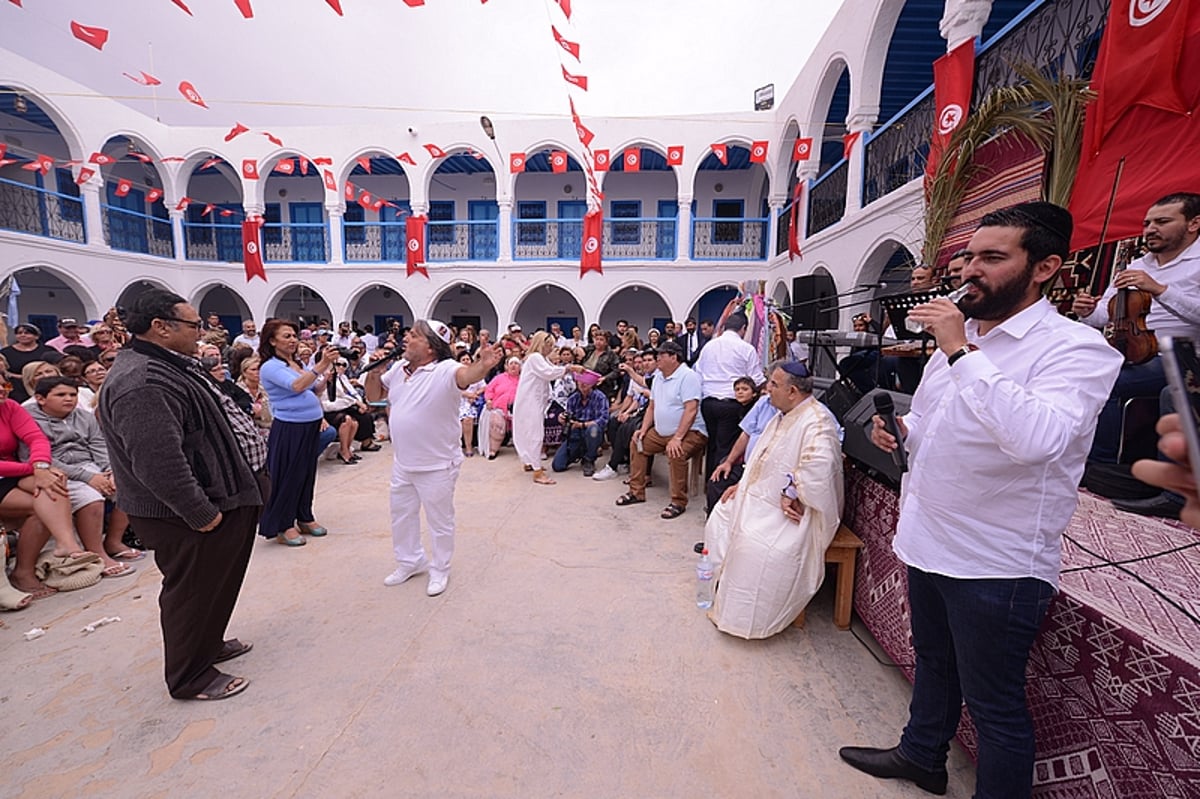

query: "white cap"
xmin=426 ymin=319 xmax=453 ymax=343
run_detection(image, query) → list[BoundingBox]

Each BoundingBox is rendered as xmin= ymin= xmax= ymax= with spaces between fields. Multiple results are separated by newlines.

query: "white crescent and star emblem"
xmin=798 ymin=143 xmax=809 ymax=154
xmin=626 ymin=154 xmax=636 ymax=165
xmin=244 ymin=163 xmax=254 ymax=175
xmin=408 ymin=239 xmax=419 ymax=252
xmin=596 ymin=153 xmax=608 ymax=164
xmin=514 ymin=157 xmax=524 ymax=167
xmin=1130 ymin=0 xmax=1172 ymax=25
xmin=554 ymin=155 xmax=564 ymax=165
xmin=753 ymin=146 xmax=764 ymax=157
xmin=585 ymin=237 xmax=598 ymax=253
xmin=246 ymin=241 xmax=258 ymax=255
xmin=938 ymin=104 xmax=964 ymax=135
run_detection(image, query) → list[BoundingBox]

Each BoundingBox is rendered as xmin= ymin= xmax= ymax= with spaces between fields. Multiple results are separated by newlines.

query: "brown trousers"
xmin=131 ymin=503 xmax=261 ymax=698
xmin=628 ymin=427 xmax=707 ymax=508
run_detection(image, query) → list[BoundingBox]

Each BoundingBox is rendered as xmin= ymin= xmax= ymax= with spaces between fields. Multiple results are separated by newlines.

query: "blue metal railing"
xmin=262 ymin=221 xmax=329 ymax=263
xmin=101 ymin=203 xmax=174 ymax=258
xmin=182 ymin=220 xmax=242 ymax=261
xmin=0 ymin=176 xmax=86 ymax=243
xmin=690 ymin=217 xmax=769 ymax=260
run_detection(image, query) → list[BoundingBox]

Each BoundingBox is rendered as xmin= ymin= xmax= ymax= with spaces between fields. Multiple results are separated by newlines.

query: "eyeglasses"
xmin=161 ymin=316 xmax=203 ymax=330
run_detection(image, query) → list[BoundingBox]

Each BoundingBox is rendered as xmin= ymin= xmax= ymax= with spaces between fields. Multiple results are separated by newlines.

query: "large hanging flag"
xmin=70 ymin=21 xmax=109 ymax=51
xmin=1069 ymin=0 xmax=1200 ymax=248
xmin=580 ymin=211 xmax=602 ymax=276
xmin=405 ymin=215 xmax=428 ymax=278
xmin=242 ymin=217 xmax=266 ymax=282
xmin=927 ymin=39 xmax=975 ymax=178
xmin=788 ymin=181 xmax=804 ymax=261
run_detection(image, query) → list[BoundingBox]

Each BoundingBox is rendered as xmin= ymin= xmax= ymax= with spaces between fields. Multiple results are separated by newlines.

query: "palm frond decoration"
xmin=922 ymin=61 xmax=1093 ymax=266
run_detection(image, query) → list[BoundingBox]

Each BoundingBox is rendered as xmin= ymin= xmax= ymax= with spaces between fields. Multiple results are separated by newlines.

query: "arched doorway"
xmin=195 ymin=284 xmax=253 ymax=331
xmin=688 ymin=286 xmax=738 ymax=328
xmin=181 ymin=155 xmax=243 ymax=262
xmin=271 ymin=285 xmax=332 ymax=327
xmin=512 ymin=284 xmax=584 ymax=336
xmin=598 ymin=286 xmax=670 ymax=337
xmin=115 ymin=279 xmax=172 ymax=314
xmin=429 ymin=152 xmax=498 ymax=262
xmin=429 ymin=283 xmax=498 ymax=336
xmin=5 ymin=266 xmax=91 ymax=332
xmin=349 ymin=285 xmax=415 ymax=334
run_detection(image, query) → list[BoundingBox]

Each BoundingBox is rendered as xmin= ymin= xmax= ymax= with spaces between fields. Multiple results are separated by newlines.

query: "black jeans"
xmin=700 ymin=396 xmax=744 ymax=481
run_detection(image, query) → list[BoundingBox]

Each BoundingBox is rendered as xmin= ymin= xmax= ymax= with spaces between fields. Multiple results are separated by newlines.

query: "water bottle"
xmin=696 ymin=548 xmax=714 ymax=609
xmin=905 ymin=282 xmax=973 ymax=334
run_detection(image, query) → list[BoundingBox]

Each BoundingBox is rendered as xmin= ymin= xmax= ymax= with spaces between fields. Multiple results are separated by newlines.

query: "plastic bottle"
xmin=696 ymin=548 xmax=714 ymax=609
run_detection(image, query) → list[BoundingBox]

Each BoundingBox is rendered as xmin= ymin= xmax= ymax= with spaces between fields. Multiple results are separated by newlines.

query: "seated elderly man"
xmin=26 ymin=376 xmax=139 ymax=577
xmin=551 ymin=370 xmax=609 ymax=476
xmin=616 ymin=341 xmax=708 ymax=519
xmin=704 ymin=361 xmax=843 ymax=639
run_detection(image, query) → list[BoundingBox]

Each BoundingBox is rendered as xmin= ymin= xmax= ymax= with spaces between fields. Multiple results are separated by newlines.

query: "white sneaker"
xmin=384 ymin=557 xmax=429 ymax=587
xmin=617 ymin=463 xmax=630 ymax=475
xmin=426 ymin=572 xmax=448 ymax=597
xmin=592 ymin=465 xmax=618 ymax=481
xmin=323 ymin=442 xmax=340 ymax=461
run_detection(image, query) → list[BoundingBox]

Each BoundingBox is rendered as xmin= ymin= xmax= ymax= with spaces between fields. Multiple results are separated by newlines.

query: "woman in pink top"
xmin=480 ymin=357 xmax=521 ymax=459
xmin=0 ymin=378 xmax=92 ymax=604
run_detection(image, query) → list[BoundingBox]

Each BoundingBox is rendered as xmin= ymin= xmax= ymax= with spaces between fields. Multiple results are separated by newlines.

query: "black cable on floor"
xmin=1061 ymin=533 xmax=1200 ymax=628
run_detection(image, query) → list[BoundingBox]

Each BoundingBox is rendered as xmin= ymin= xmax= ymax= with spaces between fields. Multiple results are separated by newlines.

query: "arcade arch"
xmin=512 ymin=283 xmax=584 ymax=336
xmin=429 ymin=282 xmax=498 ymax=335
xmin=597 ymin=285 xmax=670 ymax=336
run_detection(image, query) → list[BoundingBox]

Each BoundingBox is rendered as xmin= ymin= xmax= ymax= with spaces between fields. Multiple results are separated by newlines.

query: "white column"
xmin=795 ymin=164 xmax=820 ymax=244
xmin=80 ymin=181 xmax=108 ymax=249
xmin=844 ymin=109 xmax=878 ymax=216
xmin=169 ymin=208 xmax=186 ymax=261
xmin=675 ymin=195 xmax=693 ymax=262
xmin=766 ymin=196 xmax=785 ymax=259
xmin=497 ymin=198 xmax=513 ymax=264
xmin=940 ymin=0 xmax=992 ymax=49
xmin=326 ymin=204 xmax=344 ymax=265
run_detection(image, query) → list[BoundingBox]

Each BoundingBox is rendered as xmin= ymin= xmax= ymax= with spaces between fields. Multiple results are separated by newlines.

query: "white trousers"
xmin=389 ymin=462 xmax=460 ymax=576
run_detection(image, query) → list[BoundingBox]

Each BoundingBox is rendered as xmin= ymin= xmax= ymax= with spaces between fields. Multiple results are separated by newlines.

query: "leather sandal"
xmin=615 ymin=493 xmax=645 ymax=506
xmin=660 ymin=504 xmax=686 ymax=519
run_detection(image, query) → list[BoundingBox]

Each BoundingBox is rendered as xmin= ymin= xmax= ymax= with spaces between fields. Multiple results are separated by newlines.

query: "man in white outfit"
xmin=370 ymin=319 xmax=500 ymax=596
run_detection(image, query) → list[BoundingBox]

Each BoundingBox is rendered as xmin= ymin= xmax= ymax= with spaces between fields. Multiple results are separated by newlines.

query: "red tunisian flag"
xmin=224 ymin=122 xmax=249 ymax=142
xmin=793 ymin=137 xmax=813 ymax=161
xmin=550 ymin=151 xmax=568 ymax=173
xmin=667 ymin=146 xmax=684 ymax=166
xmin=842 ymin=131 xmax=862 ymax=161
xmin=242 ymin=217 xmax=267 ymax=282
xmin=1070 ymin=0 xmax=1200 ymax=248
xmin=580 ymin=210 xmax=602 ymax=276
xmin=510 ymin=153 xmax=526 ymax=173
xmin=323 ymin=169 xmax=337 ymax=191
xmin=75 ymin=166 xmax=95 ymax=185
xmin=927 ymin=39 xmax=975 ymax=178
xmin=70 ymin=21 xmax=109 ymax=50
xmin=242 ymin=159 xmax=259 ymax=180
xmin=423 ymin=143 xmax=447 ymax=158
xmin=114 ymin=179 xmax=132 ymax=198
xmin=593 ymin=149 xmax=610 ymax=171
xmin=405 ymin=215 xmax=428 ymax=278
xmin=552 ymin=25 xmax=580 ymax=59
xmin=562 ymin=67 xmax=588 ymax=91
xmin=1085 ymin=0 xmax=1191 ymax=158
xmin=710 ymin=143 xmax=728 ymax=165
xmin=788 ymin=180 xmax=804 ymax=261
xmin=622 ymin=148 xmax=640 ymax=172
xmin=749 ymin=141 xmax=768 ymax=163
xmin=273 ymin=159 xmax=295 ymax=175
xmin=146 ymin=188 xmax=163 ymax=203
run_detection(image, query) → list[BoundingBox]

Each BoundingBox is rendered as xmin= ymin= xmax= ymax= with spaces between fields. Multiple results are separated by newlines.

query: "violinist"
xmin=1073 ymin=193 xmax=1200 ymax=464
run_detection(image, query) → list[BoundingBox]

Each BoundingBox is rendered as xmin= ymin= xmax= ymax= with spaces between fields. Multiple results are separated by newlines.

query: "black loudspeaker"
xmin=818 ymin=377 xmax=863 ymax=424
xmin=792 ymin=274 xmax=837 ymax=330
xmin=841 ymin=388 xmax=912 ymax=488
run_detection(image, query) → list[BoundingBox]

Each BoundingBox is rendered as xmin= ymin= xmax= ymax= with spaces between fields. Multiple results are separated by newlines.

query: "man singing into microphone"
xmin=838 ymin=202 xmax=1121 ymax=797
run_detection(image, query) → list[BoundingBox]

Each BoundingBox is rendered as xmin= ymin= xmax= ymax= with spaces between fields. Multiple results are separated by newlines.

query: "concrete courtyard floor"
xmin=2 ymin=441 xmax=975 ymax=798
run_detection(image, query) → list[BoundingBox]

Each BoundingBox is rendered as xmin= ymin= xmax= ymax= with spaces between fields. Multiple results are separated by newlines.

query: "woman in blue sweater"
xmin=257 ymin=319 xmax=339 ymax=546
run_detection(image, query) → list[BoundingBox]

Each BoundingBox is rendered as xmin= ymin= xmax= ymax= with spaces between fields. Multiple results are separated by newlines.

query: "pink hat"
xmin=575 ymin=369 xmax=602 ymax=387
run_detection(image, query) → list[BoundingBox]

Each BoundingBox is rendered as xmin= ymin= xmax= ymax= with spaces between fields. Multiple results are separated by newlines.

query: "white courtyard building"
xmin=0 ymin=0 xmax=1099 ymax=343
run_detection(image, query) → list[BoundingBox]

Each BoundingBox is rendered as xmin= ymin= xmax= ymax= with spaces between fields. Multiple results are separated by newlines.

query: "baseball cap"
xmin=426 ymin=319 xmax=453 ymax=344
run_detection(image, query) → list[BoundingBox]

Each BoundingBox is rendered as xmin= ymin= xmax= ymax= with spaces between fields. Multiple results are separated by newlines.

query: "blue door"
xmin=656 ymin=199 xmax=677 ymax=260
xmin=289 ymin=202 xmax=325 ymax=262
xmin=105 ymin=182 xmax=148 ymax=253
xmin=468 ymin=200 xmax=498 ymax=260
xmin=557 ymin=200 xmax=586 ymax=259
xmin=381 ymin=201 xmax=411 ymax=262
xmin=216 ymin=204 xmax=242 ymax=261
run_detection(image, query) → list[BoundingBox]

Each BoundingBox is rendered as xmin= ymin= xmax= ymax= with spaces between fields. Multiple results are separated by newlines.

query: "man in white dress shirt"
xmin=693 ymin=311 xmax=762 ymax=480
xmin=839 ymin=202 xmax=1122 ymax=798
xmin=1072 ymin=192 xmax=1200 ymax=484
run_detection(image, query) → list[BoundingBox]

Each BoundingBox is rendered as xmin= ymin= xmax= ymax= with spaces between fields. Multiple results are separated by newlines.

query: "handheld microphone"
xmin=873 ymin=392 xmax=908 ymax=473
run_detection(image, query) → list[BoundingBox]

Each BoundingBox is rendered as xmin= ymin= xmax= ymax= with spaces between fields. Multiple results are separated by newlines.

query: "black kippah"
xmin=1008 ymin=201 xmax=1073 ymax=244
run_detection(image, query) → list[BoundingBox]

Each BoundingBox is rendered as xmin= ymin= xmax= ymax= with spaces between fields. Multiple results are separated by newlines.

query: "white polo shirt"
xmin=649 ymin=364 xmax=707 ymax=438
xmin=381 ymin=357 xmax=463 ymax=471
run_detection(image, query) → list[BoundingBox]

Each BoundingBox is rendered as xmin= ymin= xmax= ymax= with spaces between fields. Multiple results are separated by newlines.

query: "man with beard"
xmin=838 ymin=202 xmax=1121 ymax=797
xmin=1073 ymin=194 xmax=1200 ymax=505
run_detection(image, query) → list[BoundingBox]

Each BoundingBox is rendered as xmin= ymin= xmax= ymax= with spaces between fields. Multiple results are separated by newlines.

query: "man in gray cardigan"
xmin=100 ymin=289 xmax=266 ymax=702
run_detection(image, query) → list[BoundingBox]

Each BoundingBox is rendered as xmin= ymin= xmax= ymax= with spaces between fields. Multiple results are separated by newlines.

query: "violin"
xmin=1102 ymin=242 xmax=1158 ymax=365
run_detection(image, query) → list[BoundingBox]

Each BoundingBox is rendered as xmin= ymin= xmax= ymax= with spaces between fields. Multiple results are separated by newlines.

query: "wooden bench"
xmin=793 ymin=524 xmax=864 ymax=631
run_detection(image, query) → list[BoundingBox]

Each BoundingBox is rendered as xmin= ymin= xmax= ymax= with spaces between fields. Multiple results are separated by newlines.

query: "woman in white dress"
xmin=511 ymin=331 xmax=582 ymax=485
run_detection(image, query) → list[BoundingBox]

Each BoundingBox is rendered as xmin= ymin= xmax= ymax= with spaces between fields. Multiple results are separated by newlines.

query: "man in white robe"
xmin=704 ymin=360 xmax=843 ymax=639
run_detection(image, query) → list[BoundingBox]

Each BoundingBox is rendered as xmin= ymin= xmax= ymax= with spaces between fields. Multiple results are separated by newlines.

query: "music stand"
xmin=878 ymin=289 xmax=944 ymax=341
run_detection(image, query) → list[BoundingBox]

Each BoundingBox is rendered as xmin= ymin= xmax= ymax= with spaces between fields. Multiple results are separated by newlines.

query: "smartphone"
xmin=1160 ymin=336 xmax=1200 ymax=486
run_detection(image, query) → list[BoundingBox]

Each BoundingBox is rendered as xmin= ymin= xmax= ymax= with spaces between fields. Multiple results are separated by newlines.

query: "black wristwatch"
xmin=947 ymin=344 xmax=979 ymax=366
